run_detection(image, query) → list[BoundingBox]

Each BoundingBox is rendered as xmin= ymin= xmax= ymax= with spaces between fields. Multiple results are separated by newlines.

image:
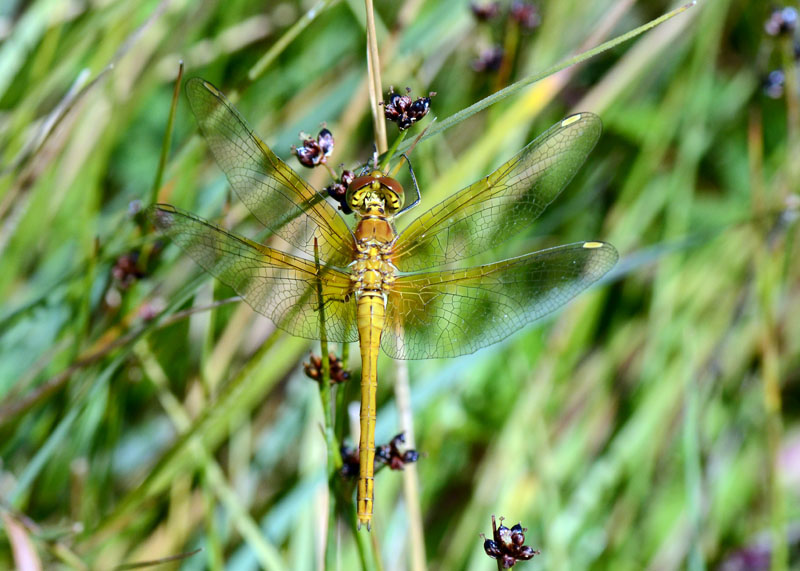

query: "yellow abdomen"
xmin=356 ymin=292 xmax=385 ymax=530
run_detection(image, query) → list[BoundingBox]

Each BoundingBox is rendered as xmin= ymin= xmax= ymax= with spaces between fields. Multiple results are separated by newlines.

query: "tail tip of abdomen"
xmin=357 ymin=515 xmax=372 ymax=531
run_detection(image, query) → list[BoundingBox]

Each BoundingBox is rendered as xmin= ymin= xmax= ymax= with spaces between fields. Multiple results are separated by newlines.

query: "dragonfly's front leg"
xmin=312 ymin=291 xmax=354 ymax=312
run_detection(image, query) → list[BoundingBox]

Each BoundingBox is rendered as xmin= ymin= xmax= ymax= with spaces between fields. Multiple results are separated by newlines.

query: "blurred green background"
xmin=1 ymin=0 xmax=798 ymax=569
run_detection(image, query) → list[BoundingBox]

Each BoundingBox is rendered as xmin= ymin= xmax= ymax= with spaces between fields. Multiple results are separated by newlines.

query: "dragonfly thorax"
xmin=346 ymin=171 xmax=404 ymax=214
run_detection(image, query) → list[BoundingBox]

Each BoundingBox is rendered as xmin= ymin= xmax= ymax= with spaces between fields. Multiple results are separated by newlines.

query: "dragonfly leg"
xmin=311 ymin=294 xmax=351 ymax=313
xmin=395 ymin=153 xmax=420 ymax=217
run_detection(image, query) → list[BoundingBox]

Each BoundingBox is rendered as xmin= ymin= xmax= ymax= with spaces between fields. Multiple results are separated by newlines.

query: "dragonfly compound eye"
xmin=346 ymin=174 xmax=405 ymax=213
xmin=376 ymin=176 xmax=404 ymax=213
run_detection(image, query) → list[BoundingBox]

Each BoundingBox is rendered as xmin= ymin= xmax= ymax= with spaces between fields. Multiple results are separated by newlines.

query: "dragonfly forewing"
xmin=392 ymin=113 xmax=602 ymax=272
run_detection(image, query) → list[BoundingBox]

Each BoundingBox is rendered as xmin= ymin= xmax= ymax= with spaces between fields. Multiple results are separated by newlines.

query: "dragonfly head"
xmin=346 ymin=171 xmax=404 ymax=215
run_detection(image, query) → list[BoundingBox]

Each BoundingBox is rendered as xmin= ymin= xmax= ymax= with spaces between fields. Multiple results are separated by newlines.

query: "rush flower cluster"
xmin=482 ymin=516 xmax=539 ymax=568
xmin=291 ymin=127 xmax=334 ymax=168
xmin=381 ymin=87 xmax=436 ymax=131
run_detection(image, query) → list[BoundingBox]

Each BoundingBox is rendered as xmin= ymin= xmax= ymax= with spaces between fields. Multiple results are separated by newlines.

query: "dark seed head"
xmin=765 ymin=6 xmax=798 ymax=36
xmin=318 ymin=128 xmax=334 ymax=157
xmin=387 ymin=90 xmax=405 ymax=108
xmin=373 ymin=432 xmax=420 ymax=470
xmin=292 ymin=127 xmax=335 ymax=167
xmin=484 ymin=515 xmax=537 ymax=567
xmin=483 ymin=538 xmax=503 ymax=558
xmin=303 ymin=354 xmax=323 ymax=380
xmin=517 ymin=545 xmax=539 ymax=560
xmin=510 ymin=0 xmax=541 ymax=30
xmin=325 ymin=169 xmax=356 ymax=214
xmin=293 ymin=139 xmax=322 ymax=168
xmin=497 ymin=524 xmax=513 ymax=549
xmin=339 ymin=445 xmax=360 ymax=478
xmin=472 ymin=45 xmax=504 ymax=72
xmin=510 ymin=523 xmax=525 ymax=545
xmin=763 ymin=69 xmax=785 ymax=99
xmin=325 ymin=181 xmax=347 ymax=202
xmin=340 ymin=169 xmax=355 ymax=186
xmin=375 ymin=443 xmax=391 ymax=464
xmin=382 ymin=87 xmax=434 ymax=131
xmin=471 ymin=1 xmax=500 ymax=22
xmin=303 ymin=353 xmax=350 ymax=384
xmin=112 ymin=252 xmax=145 ymax=288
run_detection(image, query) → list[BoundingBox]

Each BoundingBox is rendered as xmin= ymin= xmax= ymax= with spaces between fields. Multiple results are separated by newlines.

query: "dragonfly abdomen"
xmin=356 ymin=291 xmax=385 ymax=530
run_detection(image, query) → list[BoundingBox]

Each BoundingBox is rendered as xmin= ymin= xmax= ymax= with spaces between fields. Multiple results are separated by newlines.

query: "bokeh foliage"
xmin=1 ymin=0 xmax=798 ymax=569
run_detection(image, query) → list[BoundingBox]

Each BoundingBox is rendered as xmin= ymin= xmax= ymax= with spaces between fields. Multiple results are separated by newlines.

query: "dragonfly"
xmin=148 ymin=78 xmax=618 ymax=530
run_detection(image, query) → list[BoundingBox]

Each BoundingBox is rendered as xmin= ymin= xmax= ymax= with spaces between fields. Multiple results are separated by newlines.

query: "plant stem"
xmin=247 ymin=0 xmax=337 ymax=82
xmin=492 ymin=515 xmax=503 ymax=571
xmin=381 ymin=130 xmax=407 ymax=173
xmin=365 ymin=0 xmax=388 ymax=153
xmin=314 ymin=238 xmax=345 ymax=567
xmin=394 ymin=359 xmax=426 ymax=570
xmin=149 ymin=60 xmax=183 ymax=207
xmin=313 ymin=239 xmax=336 ymax=455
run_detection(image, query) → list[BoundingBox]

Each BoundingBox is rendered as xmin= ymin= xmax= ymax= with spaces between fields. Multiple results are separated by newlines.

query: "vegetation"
xmin=0 ymin=0 xmax=797 ymax=569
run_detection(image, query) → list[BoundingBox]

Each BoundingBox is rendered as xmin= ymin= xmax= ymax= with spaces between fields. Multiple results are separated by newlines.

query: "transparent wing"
xmin=149 ymin=204 xmax=358 ymax=343
xmin=382 ymin=241 xmax=617 ymax=359
xmin=392 ymin=113 xmax=602 ymax=272
xmin=185 ymin=78 xmax=355 ymax=267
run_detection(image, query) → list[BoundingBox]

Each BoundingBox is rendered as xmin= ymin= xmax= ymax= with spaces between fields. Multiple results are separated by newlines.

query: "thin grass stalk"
xmin=381 ymin=131 xmax=407 ymax=173
xmin=390 ymin=1 xmax=697 ymax=159
xmin=780 ymin=35 xmax=800 ymax=196
xmin=247 ymin=5 xmax=694 ymax=239
xmin=683 ymin=371 xmax=705 ymax=571
xmin=370 ymin=532 xmax=384 ymax=571
xmin=364 ymin=0 xmax=387 ymax=153
xmin=349 ymin=504 xmax=378 ymax=571
xmin=313 ymin=239 xmax=334 ymax=438
xmin=202 ymin=473 xmax=224 ymax=571
xmin=491 ymin=516 xmax=503 ymax=571
xmin=247 ymin=0 xmax=338 ymax=82
xmin=494 ymin=14 xmax=519 ymax=91
xmin=149 ymin=61 xmax=183 ymax=207
xmin=335 ymin=346 xmax=350 ymax=443
xmin=77 ymin=237 xmax=100 ymax=346
xmin=759 ymin=261 xmax=786 ymax=571
xmin=314 ymin=238 xmax=342 ymax=567
xmin=113 ymin=548 xmax=203 ymax=570
xmin=394 ymin=359 xmax=426 ymax=571
xmin=51 ymin=539 xmax=88 ymax=570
